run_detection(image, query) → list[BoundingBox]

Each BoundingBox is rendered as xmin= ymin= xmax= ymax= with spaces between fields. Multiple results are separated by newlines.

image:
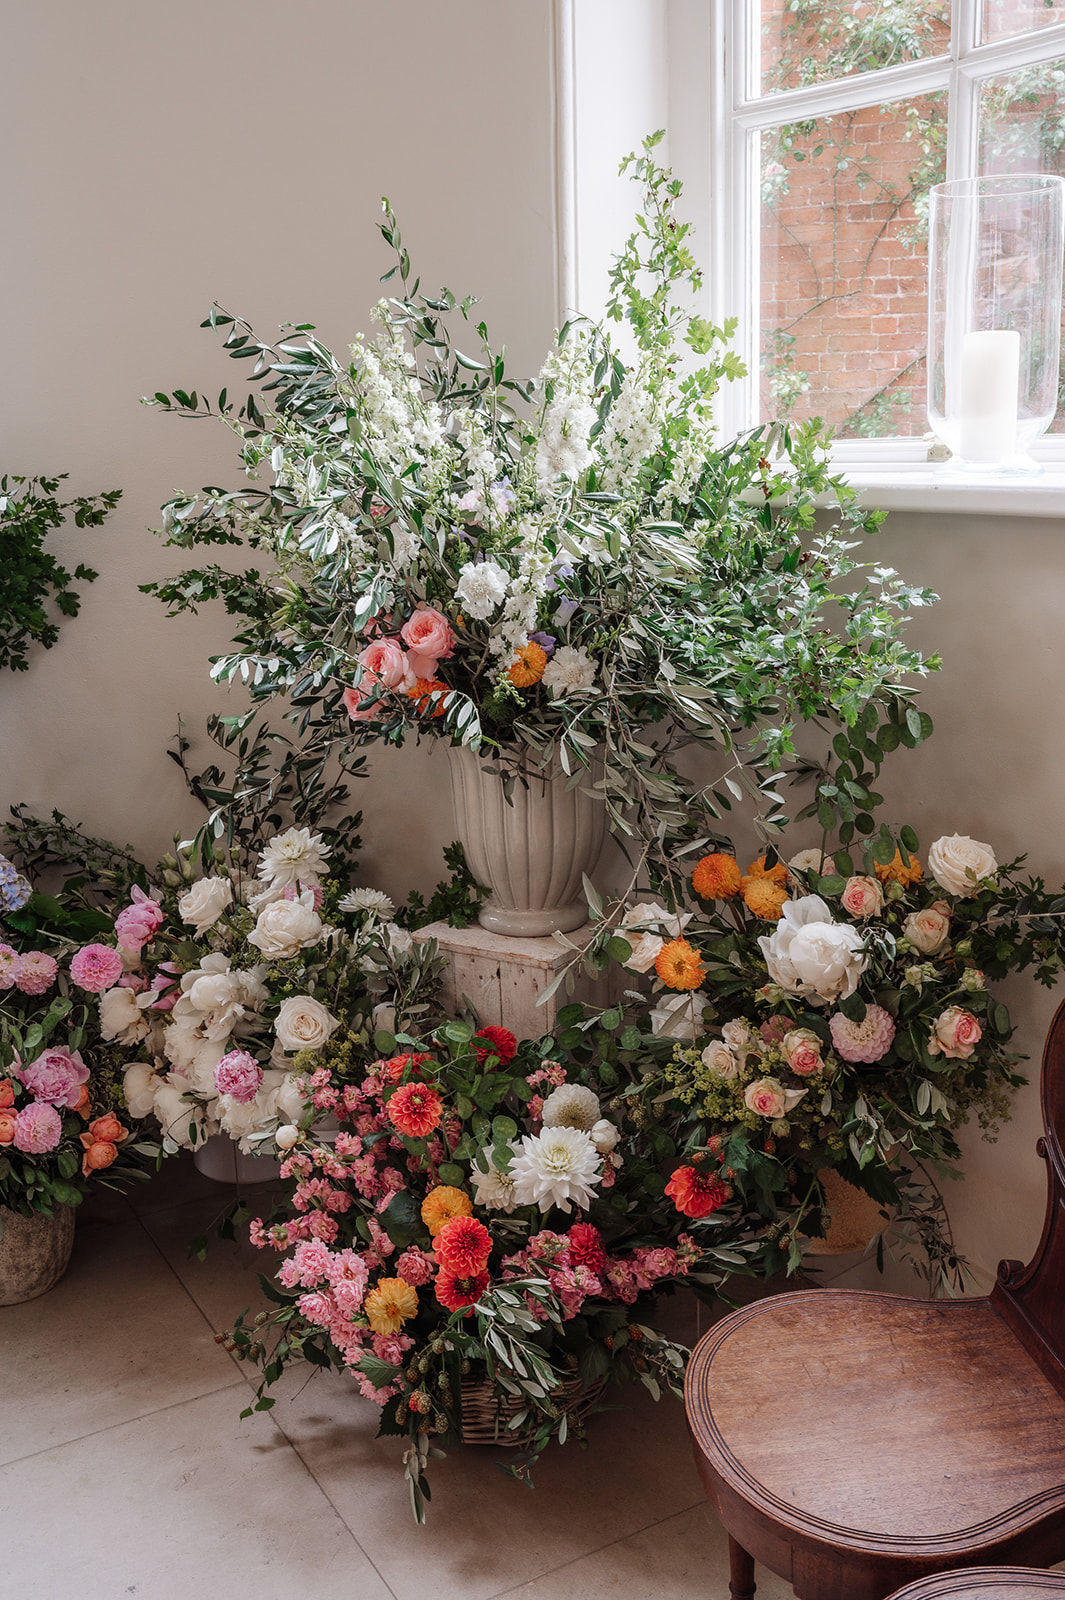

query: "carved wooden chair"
xmin=686 ymin=997 xmax=1065 ymax=1600
xmin=886 ymin=1567 xmax=1065 ymax=1598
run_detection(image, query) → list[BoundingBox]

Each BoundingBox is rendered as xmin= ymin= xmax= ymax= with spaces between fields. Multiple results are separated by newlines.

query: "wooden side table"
xmin=887 ymin=1568 xmax=1065 ymax=1598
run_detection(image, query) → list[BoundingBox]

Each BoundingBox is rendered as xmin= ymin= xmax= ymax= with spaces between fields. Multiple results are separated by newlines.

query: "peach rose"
xmin=71 ymin=1085 xmax=92 ymax=1118
xmin=343 ymin=674 xmax=382 ymax=722
xmin=87 ymin=1112 xmax=127 ymax=1144
xmin=0 ymin=1110 xmax=16 ymax=1144
xmin=840 ymin=875 xmax=884 ymax=919
xmin=928 ymin=1006 xmax=982 ymax=1060
xmin=80 ymin=1137 xmax=118 ymax=1175
xmin=401 ymin=606 xmax=456 ymax=678
xmin=0 ymin=1078 xmax=14 ymax=1110
xmin=743 ymin=1077 xmax=808 ymax=1119
xmin=903 ymin=900 xmax=951 ymax=955
xmin=781 ymin=1028 xmax=825 ymax=1076
xmin=358 ymin=637 xmax=414 ymax=690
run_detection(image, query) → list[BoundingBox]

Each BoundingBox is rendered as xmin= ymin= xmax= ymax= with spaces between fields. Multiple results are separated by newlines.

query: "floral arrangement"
xmin=142 ymin=133 xmax=936 ymax=872
xmin=222 ymin=1011 xmax=770 ymax=1519
xmin=592 ymin=825 xmax=1065 ymax=1290
xmin=0 ymin=853 xmax=157 ymax=1217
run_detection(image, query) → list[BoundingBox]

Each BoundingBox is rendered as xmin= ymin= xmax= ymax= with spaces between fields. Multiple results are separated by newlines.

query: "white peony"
xmin=758 ymin=895 xmax=868 ymax=1005
xmin=152 ymin=1080 xmax=208 ymax=1149
xmin=649 ymin=992 xmax=701 ymax=1042
xmin=256 ymin=827 xmax=331 ymax=891
xmin=274 ymin=994 xmax=340 ymax=1054
xmin=248 ymin=892 xmax=323 ymax=961
xmin=99 ymin=985 xmax=151 ymax=1045
xmin=540 ymin=1083 xmax=600 ymax=1131
xmin=123 ymin=1062 xmax=160 ymax=1119
xmin=454 ymin=558 xmax=509 ymax=620
xmin=174 ymin=953 xmax=269 ymax=1040
xmin=470 ymin=1146 xmax=519 ymax=1212
xmin=510 ymin=1126 xmax=602 ymax=1214
xmin=275 ymin=1073 xmax=309 ymax=1122
xmin=177 ymin=875 xmax=234 ymax=934
xmin=542 ymin=644 xmax=597 ymax=697
xmin=927 ymin=834 xmax=998 ymax=898
xmin=217 ymin=1070 xmax=287 ymax=1152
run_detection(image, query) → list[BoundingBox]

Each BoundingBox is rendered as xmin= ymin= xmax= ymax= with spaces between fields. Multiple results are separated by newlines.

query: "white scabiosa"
xmin=510 ymin=1126 xmax=602 ymax=1214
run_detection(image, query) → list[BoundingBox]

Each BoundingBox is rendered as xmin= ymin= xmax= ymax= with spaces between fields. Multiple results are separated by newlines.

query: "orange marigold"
xmin=420 ymin=1184 xmax=473 ymax=1237
xmin=874 ymin=848 xmax=924 ymax=887
xmin=691 ymin=853 xmax=742 ymax=900
xmin=655 ymin=937 xmax=707 ymax=991
xmin=408 ymin=677 xmax=449 ymax=718
xmin=741 ymin=855 xmax=787 ymax=891
xmin=742 ymin=877 xmax=788 ymax=921
xmin=507 ymin=640 xmax=548 ymax=688
xmin=364 ymin=1276 xmax=420 ymax=1336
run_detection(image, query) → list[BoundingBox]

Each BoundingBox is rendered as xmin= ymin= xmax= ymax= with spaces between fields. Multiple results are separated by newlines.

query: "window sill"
xmin=825 ymin=461 xmax=1065 ymax=518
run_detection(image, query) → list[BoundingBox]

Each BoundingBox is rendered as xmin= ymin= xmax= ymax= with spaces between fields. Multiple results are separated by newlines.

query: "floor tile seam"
xmin=130 ymin=1200 xmax=250 ymax=1350
xmin=484 ymin=1498 xmax=708 ymax=1598
xmin=0 ymin=1378 xmax=249 ymax=1470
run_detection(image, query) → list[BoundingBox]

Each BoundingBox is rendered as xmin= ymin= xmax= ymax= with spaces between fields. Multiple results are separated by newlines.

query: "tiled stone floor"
xmin=2 ymin=1154 xmax=795 ymax=1600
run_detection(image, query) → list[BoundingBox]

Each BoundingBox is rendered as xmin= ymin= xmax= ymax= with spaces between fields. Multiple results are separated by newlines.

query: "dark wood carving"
xmin=685 ymin=998 xmax=1065 ymax=1600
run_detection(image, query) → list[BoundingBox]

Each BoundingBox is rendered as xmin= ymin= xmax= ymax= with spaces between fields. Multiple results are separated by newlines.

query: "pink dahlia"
xmin=18 ymin=1046 xmax=90 ymax=1108
xmin=69 ymin=943 xmax=124 ymax=994
xmin=15 ymin=951 xmax=58 ymax=996
xmin=214 ymin=1049 xmax=263 ymax=1104
xmin=13 ymin=1101 xmax=63 ymax=1154
xmin=0 ymin=944 xmax=19 ymax=991
xmin=829 ymin=1004 xmax=896 ymax=1064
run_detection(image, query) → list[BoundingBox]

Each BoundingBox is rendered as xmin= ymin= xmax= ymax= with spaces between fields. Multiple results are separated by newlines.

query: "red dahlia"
xmin=435 ymin=1267 xmax=491 ymax=1314
xmin=664 ymin=1166 xmax=733 ymax=1219
xmin=473 ymin=1026 xmax=518 ymax=1067
xmin=387 ymin=1082 xmax=443 ymax=1138
xmin=566 ymin=1221 xmax=607 ymax=1274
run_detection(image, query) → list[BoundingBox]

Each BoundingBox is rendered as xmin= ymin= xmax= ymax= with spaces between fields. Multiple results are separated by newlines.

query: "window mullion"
xmin=735 ymin=54 xmax=952 ymax=130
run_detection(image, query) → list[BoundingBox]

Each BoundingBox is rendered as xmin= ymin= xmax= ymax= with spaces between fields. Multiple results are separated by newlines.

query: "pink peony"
xmin=0 ymin=944 xmax=19 ymax=991
xmin=358 ymin=637 xmax=414 ymax=690
xmin=400 ymin=605 xmax=455 ymax=679
xmin=343 ymin=674 xmax=382 ymax=722
xmin=928 ymin=1006 xmax=982 ymax=1060
xmin=14 ymin=951 xmax=58 ymax=995
xmin=214 ymin=1049 xmax=264 ymax=1104
xmin=18 ymin=1046 xmax=90 ymax=1107
xmin=70 ymin=943 xmax=124 ymax=993
xmin=829 ymin=1004 xmax=896 ymax=1064
xmin=114 ymin=887 xmax=166 ymax=952
xmin=13 ymin=1100 xmax=63 ymax=1154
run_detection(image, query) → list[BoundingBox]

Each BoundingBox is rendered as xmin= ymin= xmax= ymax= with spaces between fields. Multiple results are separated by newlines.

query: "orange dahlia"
xmin=654 ymin=937 xmax=707 ymax=991
xmin=874 ymin=848 xmax=923 ymax=887
xmin=388 ymin=1082 xmax=443 ymax=1138
xmin=408 ymin=677 xmax=449 ymax=718
xmin=665 ymin=1167 xmax=733 ymax=1219
xmin=364 ymin=1276 xmax=420 ymax=1336
xmin=507 ymin=640 xmax=548 ymax=688
xmin=691 ymin=853 xmax=743 ymax=900
xmin=741 ymin=855 xmax=787 ymax=891
xmin=742 ymin=877 xmax=788 ymax=921
xmin=420 ymin=1184 xmax=473 ymax=1236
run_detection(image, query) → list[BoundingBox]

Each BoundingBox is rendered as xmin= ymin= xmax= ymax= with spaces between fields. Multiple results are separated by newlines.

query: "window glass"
xmin=761 ymin=0 xmax=950 ymax=95
xmin=759 ymin=90 xmax=946 ymax=436
xmin=981 ymin=0 xmax=1065 ymax=44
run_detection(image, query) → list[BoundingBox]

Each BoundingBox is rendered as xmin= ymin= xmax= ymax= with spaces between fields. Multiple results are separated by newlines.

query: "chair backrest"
xmin=991 ymin=996 xmax=1065 ymax=1394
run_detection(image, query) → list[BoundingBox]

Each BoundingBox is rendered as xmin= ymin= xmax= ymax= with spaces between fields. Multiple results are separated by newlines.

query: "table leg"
xmin=728 ymin=1536 xmax=756 ymax=1600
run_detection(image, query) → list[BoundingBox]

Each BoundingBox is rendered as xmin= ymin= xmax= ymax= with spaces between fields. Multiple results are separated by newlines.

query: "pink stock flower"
xmin=114 ymin=887 xmax=166 ymax=952
xmin=829 ymin=1004 xmax=897 ymax=1065
xmin=70 ymin=943 xmax=124 ymax=993
xmin=358 ymin=637 xmax=414 ymax=689
xmin=282 ymin=881 xmax=324 ymax=909
xmin=13 ymin=1101 xmax=63 ymax=1154
xmin=14 ymin=951 xmax=58 ymax=995
xmin=18 ymin=1046 xmax=90 ymax=1107
xmin=400 ymin=605 xmax=456 ymax=679
xmin=0 ymin=945 xmax=19 ymax=990
xmin=214 ymin=1049 xmax=264 ymax=1104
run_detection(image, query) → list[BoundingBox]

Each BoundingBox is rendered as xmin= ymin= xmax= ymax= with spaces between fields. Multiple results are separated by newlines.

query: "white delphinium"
xmin=510 ymin=1126 xmax=602 ymax=1214
xmin=540 ymin=1083 xmax=600 ymax=1132
xmin=470 ymin=1146 xmax=518 ymax=1212
xmin=535 ymin=391 xmax=596 ymax=494
xmin=458 ymin=411 xmax=500 ymax=486
xmin=598 ymin=371 xmax=659 ymax=495
xmin=658 ymin=415 xmax=717 ymax=509
xmin=542 ymin=644 xmax=597 ymax=696
xmin=455 ymin=558 xmax=509 ymax=620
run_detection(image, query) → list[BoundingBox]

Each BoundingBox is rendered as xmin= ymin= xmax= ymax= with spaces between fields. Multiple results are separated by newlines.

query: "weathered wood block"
xmin=411 ymin=920 xmax=623 ymax=1039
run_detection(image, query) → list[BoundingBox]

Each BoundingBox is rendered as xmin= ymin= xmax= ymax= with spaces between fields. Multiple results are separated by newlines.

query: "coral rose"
xmin=80 ymin=1135 xmax=119 ymax=1176
xmin=0 ymin=1111 xmax=16 ymax=1144
xmin=358 ymin=637 xmax=414 ymax=690
xmin=400 ymin=605 xmax=456 ymax=678
xmin=0 ymin=1078 xmax=15 ymax=1109
xmin=692 ymin=853 xmax=742 ymax=900
xmin=343 ymin=673 xmax=382 ymax=721
xmin=87 ymin=1112 xmax=127 ymax=1145
xmin=665 ymin=1167 xmax=732 ymax=1218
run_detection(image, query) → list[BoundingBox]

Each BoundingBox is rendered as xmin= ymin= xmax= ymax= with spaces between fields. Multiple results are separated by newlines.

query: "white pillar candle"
xmin=958 ymin=328 xmax=1020 ymax=464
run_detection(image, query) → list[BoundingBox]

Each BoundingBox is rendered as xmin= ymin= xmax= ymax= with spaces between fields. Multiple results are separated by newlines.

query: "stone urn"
xmin=0 ymin=1203 xmax=77 ymax=1305
xmin=446 ymin=744 xmax=606 ymax=938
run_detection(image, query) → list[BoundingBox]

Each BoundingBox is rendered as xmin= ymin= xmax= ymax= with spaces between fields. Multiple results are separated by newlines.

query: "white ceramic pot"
xmin=192 ymin=1134 xmax=281 ymax=1185
xmin=446 ymin=744 xmax=606 ymax=938
xmin=0 ymin=1203 xmax=76 ymax=1304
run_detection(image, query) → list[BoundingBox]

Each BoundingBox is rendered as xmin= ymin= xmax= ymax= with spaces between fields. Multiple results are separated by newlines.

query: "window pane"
xmin=981 ymin=1 xmax=1065 ymax=44
xmin=759 ymin=90 xmax=946 ymax=437
xmin=761 ymin=1 xmax=950 ymax=96
xmin=978 ymin=61 xmax=1065 ymax=428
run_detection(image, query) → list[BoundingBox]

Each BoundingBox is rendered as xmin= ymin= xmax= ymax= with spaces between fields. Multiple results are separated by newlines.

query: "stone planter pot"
xmin=0 ymin=1203 xmax=77 ymax=1305
xmin=192 ymin=1135 xmax=280 ymax=1186
xmin=446 ymin=744 xmax=606 ymax=938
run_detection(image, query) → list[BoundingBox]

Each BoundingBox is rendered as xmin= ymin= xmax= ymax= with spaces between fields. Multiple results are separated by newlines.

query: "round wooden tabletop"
xmin=888 ymin=1567 xmax=1065 ymax=1598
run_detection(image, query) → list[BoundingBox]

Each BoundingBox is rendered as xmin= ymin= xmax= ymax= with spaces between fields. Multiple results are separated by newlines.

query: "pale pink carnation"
xmin=396 ymin=1247 xmax=435 ymax=1286
xmin=13 ymin=1101 xmax=63 ymax=1154
xmin=0 ymin=945 xmax=19 ymax=990
xmin=297 ymin=1290 xmax=337 ymax=1327
xmin=213 ymin=1049 xmax=263 ymax=1105
xmin=114 ymin=888 xmax=166 ymax=952
xmin=70 ymin=943 xmax=124 ymax=993
xmin=18 ymin=1046 xmax=90 ymax=1107
xmin=15 ymin=952 xmax=58 ymax=995
xmin=829 ymin=1004 xmax=896 ymax=1064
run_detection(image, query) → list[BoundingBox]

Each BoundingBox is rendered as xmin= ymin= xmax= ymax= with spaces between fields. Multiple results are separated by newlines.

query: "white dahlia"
xmin=255 ymin=827 xmax=331 ymax=891
xmin=540 ymin=1083 xmax=600 ymax=1132
xmin=510 ymin=1127 xmax=602 ymax=1215
xmin=470 ymin=1146 xmax=518 ymax=1212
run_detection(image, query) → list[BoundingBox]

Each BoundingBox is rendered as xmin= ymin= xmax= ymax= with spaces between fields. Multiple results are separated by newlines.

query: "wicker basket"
xmin=459 ymin=1372 xmax=607 ymax=1446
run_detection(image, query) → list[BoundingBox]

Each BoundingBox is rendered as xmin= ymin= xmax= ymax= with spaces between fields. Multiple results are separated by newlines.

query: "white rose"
xmin=758 ymin=894 xmax=867 ymax=1006
xmin=590 ymin=1118 xmax=620 ymax=1154
xmin=274 ymin=994 xmax=340 ymax=1054
xmin=649 ymin=992 xmax=701 ymax=1041
xmin=902 ymin=900 xmax=952 ymax=954
xmin=248 ymin=892 xmax=323 ymax=961
xmin=385 ymin=923 xmax=413 ymax=958
xmin=275 ymin=1073 xmax=309 ymax=1122
xmin=623 ymin=930 xmax=664 ymax=974
xmin=178 ymin=875 xmax=234 ymax=935
xmin=276 ymin=1124 xmax=301 ymax=1151
xmin=701 ymin=1041 xmax=739 ymax=1079
xmin=927 ymin=835 xmax=998 ymax=898
xmin=721 ymin=1019 xmax=755 ymax=1057
xmin=100 ymin=985 xmax=151 ymax=1045
xmin=618 ymin=901 xmax=690 ymax=973
xmin=123 ymin=1062 xmax=159 ymax=1119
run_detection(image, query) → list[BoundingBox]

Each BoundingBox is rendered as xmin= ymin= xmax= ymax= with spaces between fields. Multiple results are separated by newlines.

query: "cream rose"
xmin=758 ymin=895 xmax=868 ymax=1005
xmin=178 ymin=875 xmax=234 ymax=935
xmin=743 ymin=1077 xmax=808 ymax=1119
xmin=721 ymin=1019 xmax=755 ymax=1057
xmin=903 ymin=900 xmax=951 ymax=954
xmin=701 ymin=1041 xmax=740 ymax=1080
xmin=780 ymin=1028 xmax=825 ymax=1076
xmin=590 ymin=1118 xmax=620 ymax=1154
xmin=618 ymin=901 xmax=691 ymax=974
xmin=274 ymin=994 xmax=341 ymax=1054
xmin=927 ymin=835 xmax=998 ymax=898
xmin=928 ymin=1005 xmax=982 ymax=1060
xmin=840 ymin=875 xmax=884 ymax=920
xmin=248 ymin=892 xmax=323 ymax=961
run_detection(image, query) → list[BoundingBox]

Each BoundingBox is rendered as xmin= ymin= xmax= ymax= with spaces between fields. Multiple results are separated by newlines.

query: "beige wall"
xmin=3 ymin=0 xmax=1061 ymax=1289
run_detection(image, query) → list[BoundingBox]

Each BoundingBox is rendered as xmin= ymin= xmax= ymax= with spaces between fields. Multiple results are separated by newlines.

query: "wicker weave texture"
xmin=459 ymin=1373 xmax=607 ymax=1446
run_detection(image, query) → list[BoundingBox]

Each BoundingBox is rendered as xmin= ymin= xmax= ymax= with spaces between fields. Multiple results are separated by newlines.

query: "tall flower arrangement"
xmin=143 ymin=133 xmax=936 ymax=869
